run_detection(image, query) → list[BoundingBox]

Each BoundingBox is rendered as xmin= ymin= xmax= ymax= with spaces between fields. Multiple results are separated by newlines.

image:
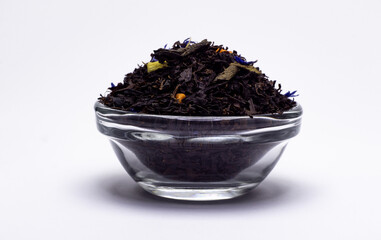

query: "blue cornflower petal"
xmin=111 ymin=82 xmax=115 ymax=88
xmin=284 ymin=90 xmax=299 ymax=98
xmin=234 ymin=56 xmax=255 ymax=65
xmin=234 ymin=56 xmax=244 ymax=64
xmin=164 ymin=44 xmax=168 ymax=49
xmin=151 ymin=56 xmax=158 ymax=62
xmin=182 ymin=38 xmax=196 ymax=47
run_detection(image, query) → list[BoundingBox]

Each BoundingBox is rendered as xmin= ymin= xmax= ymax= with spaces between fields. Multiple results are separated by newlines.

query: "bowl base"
xmin=138 ymin=181 xmax=259 ymax=201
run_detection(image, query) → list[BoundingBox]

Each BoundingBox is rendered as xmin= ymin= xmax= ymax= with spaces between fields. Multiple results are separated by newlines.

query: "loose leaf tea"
xmin=99 ymin=39 xmax=296 ymax=116
xmin=98 ymin=39 xmax=299 ymax=182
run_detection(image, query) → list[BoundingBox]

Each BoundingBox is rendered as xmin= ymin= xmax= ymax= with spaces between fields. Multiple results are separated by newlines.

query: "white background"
xmin=1 ymin=0 xmax=380 ymax=239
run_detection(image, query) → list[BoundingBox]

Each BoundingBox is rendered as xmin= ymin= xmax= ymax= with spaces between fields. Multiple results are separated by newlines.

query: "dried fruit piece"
xmin=175 ymin=93 xmax=186 ymax=103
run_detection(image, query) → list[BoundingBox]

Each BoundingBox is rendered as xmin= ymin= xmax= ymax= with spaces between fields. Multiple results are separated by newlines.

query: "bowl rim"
xmin=94 ymin=101 xmax=302 ymax=121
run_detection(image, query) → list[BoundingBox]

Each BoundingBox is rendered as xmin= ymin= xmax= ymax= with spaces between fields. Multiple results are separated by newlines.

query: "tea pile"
xmin=99 ymin=39 xmax=296 ymax=116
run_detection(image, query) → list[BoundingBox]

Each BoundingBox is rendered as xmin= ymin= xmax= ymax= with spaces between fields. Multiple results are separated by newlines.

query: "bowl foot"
xmin=138 ymin=181 xmax=259 ymax=201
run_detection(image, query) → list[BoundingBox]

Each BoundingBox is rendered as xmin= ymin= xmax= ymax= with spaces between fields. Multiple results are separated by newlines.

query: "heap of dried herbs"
xmin=99 ymin=39 xmax=297 ymax=116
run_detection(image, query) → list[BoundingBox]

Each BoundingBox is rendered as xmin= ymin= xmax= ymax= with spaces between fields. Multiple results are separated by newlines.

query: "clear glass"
xmin=95 ymin=102 xmax=302 ymax=201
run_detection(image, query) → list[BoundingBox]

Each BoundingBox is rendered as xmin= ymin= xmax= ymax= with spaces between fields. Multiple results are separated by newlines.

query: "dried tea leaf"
xmin=231 ymin=62 xmax=262 ymax=74
xmin=181 ymin=39 xmax=211 ymax=56
xmin=179 ymin=67 xmax=192 ymax=82
xmin=214 ymin=64 xmax=239 ymax=81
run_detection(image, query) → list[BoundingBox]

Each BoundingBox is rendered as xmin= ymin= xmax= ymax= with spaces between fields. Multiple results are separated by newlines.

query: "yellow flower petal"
xmin=146 ymin=61 xmax=168 ymax=73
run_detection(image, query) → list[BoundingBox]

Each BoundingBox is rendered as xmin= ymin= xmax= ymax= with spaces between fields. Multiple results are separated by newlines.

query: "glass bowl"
xmin=95 ymin=102 xmax=302 ymax=201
